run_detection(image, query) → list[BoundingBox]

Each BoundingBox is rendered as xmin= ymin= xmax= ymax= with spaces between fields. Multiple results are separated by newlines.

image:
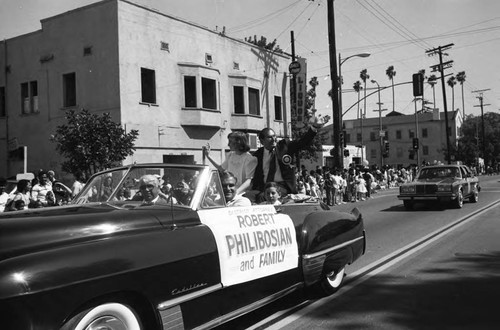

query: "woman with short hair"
xmin=204 ymin=131 xmax=257 ymax=196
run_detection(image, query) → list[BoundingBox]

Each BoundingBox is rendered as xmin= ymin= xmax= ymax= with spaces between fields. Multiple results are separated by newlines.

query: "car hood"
xmin=0 ymin=203 xmax=171 ymax=261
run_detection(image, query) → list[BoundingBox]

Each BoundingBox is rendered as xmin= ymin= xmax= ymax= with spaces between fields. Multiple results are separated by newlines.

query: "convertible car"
xmin=0 ymin=163 xmax=365 ymax=330
xmin=398 ymin=164 xmax=480 ymax=210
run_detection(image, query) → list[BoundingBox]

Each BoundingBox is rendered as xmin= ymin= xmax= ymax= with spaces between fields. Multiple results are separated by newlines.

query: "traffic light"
xmin=383 ymin=141 xmax=389 ymax=158
xmin=412 ymin=137 xmax=419 ymax=150
xmin=343 ymin=149 xmax=350 ymax=157
xmin=343 ymin=130 xmax=347 ymax=147
xmin=412 ymin=73 xmax=424 ymax=97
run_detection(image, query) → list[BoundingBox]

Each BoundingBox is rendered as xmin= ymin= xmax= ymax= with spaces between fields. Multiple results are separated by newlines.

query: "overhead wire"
xmin=227 ymin=0 xmax=302 ymax=34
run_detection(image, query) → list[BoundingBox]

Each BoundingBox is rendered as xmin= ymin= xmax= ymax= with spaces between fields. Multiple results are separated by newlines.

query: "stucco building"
xmin=0 ymin=0 xmax=291 ymax=181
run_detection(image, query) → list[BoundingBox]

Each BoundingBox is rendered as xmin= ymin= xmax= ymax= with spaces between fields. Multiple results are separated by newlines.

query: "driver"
xmin=133 ymin=175 xmax=175 ymax=205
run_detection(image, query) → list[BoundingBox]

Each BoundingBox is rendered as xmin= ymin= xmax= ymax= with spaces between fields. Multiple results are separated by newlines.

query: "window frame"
xmin=140 ymin=67 xmax=157 ymax=105
xmin=63 ymin=72 xmax=77 ymax=108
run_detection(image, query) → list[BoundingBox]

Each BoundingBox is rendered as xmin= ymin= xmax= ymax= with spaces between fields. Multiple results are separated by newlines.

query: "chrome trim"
xmin=303 ymin=236 xmax=365 ymax=260
xmin=192 ymin=283 xmax=303 ymax=330
xmin=157 ymin=284 xmax=222 ymax=311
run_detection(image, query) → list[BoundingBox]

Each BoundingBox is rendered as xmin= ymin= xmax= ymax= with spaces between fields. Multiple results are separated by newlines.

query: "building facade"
xmin=323 ymin=109 xmax=463 ymax=169
xmin=0 ymin=0 xmax=291 ymax=181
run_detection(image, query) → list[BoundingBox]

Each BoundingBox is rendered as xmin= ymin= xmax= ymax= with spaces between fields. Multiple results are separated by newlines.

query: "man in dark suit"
xmin=252 ymin=112 xmax=327 ymax=199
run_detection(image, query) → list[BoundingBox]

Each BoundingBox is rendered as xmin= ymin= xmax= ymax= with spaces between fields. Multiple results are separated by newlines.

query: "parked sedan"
xmin=398 ymin=164 xmax=480 ymax=210
xmin=0 ymin=163 xmax=365 ymax=330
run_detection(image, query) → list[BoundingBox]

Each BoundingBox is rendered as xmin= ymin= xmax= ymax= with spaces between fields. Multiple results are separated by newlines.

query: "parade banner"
xmin=198 ymin=205 xmax=299 ymax=286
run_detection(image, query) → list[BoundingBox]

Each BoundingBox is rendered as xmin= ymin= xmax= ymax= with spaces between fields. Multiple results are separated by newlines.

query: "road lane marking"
xmin=251 ymin=198 xmax=500 ymax=330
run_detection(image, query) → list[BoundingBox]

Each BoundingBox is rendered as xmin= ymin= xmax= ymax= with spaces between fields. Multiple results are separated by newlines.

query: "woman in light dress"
xmin=204 ymin=131 xmax=257 ymax=196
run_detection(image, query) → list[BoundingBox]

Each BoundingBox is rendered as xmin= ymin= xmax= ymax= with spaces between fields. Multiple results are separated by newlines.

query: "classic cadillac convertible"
xmin=0 ymin=163 xmax=365 ymax=330
xmin=398 ymin=164 xmax=480 ymax=210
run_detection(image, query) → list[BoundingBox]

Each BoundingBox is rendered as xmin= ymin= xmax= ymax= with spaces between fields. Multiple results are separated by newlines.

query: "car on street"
xmin=0 ymin=163 xmax=365 ymax=330
xmin=398 ymin=164 xmax=480 ymax=210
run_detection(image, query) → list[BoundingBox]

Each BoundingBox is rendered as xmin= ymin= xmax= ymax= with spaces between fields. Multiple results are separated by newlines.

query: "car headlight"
xmin=400 ymin=185 xmax=416 ymax=193
xmin=437 ymin=185 xmax=452 ymax=192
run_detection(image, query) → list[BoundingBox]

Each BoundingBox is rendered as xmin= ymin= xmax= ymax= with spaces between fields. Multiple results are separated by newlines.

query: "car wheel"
xmin=61 ymin=303 xmax=142 ymax=330
xmin=403 ymin=200 xmax=413 ymax=210
xmin=320 ymin=267 xmax=345 ymax=295
xmin=454 ymin=189 xmax=464 ymax=208
xmin=470 ymin=187 xmax=479 ymax=203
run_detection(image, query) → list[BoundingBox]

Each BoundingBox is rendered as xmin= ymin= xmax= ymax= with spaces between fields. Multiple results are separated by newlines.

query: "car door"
xmin=196 ymin=171 xmax=302 ymax=321
xmin=459 ymin=166 xmax=471 ymax=196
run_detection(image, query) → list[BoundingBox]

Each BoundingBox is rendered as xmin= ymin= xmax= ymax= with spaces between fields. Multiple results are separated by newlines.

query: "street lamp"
xmin=338 ymin=53 xmax=371 ymax=120
xmin=371 ymin=79 xmax=387 ymax=169
xmin=337 ymin=52 xmax=370 ymax=169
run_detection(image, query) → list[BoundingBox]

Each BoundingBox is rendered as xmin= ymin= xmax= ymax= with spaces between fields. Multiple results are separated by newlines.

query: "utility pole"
xmin=290 ymin=31 xmax=296 ymax=140
xmin=413 ymin=97 xmax=421 ymax=166
xmin=427 ymin=43 xmax=454 ymax=164
xmin=472 ymin=89 xmax=490 ymax=169
xmin=327 ymin=0 xmax=342 ymax=169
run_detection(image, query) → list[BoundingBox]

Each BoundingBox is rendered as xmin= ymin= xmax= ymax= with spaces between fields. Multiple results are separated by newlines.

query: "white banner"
xmin=198 ymin=205 xmax=299 ymax=287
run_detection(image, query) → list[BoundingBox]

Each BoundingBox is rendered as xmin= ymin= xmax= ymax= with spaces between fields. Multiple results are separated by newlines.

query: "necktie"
xmin=267 ymin=149 xmax=276 ymax=182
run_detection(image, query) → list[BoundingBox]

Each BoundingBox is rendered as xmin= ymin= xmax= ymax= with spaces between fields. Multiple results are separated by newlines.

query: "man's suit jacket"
xmin=252 ymin=127 xmax=317 ymax=194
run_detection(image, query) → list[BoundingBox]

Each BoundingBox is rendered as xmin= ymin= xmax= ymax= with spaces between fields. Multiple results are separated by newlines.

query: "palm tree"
xmin=456 ymin=71 xmax=467 ymax=118
xmin=385 ymin=65 xmax=396 ymax=112
xmin=427 ymin=74 xmax=438 ymax=111
xmin=447 ymin=75 xmax=457 ymax=112
xmin=353 ymin=80 xmax=363 ymax=119
xmin=359 ymin=69 xmax=370 ymax=118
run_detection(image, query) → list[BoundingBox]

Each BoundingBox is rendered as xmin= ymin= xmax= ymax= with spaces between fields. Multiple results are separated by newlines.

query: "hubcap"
xmin=85 ymin=316 xmax=128 ymax=330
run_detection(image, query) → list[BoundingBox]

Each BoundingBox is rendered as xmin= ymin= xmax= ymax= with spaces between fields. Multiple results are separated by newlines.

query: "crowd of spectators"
xmin=0 ymin=169 xmax=76 ymax=212
xmin=295 ymin=164 xmax=417 ymax=206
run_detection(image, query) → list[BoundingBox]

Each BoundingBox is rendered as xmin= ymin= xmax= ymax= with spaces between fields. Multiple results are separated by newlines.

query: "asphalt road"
xmin=219 ymin=174 xmax=500 ymax=330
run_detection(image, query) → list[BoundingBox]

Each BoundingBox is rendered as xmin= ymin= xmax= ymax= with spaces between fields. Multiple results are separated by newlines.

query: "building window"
xmin=370 ymin=149 xmax=377 ymax=158
xmin=21 ymin=82 xmax=29 ymax=114
xmin=346 ymin=133 xmax=351 ymax=144
xmin=202 ymin=77 xmax=217 ymax=110
xmin=63 ymin=72 xmax=77 ymax=107
xmin=356 ymin=133 xmax=362 ymax=142
xmin=233 ymin=86 xmax=244 ymax=114
xmin=397 ymin=147 xmax=403 ymax=157
xmin=0 ymin=86 xmax=5 ymax=117
xmin=274 ymin=96 xmax=282 ymax=121
xmin=248 ymin=87 xmax=260 ymax=115
xmin=423 ymin=145 xmax=429 ymax=155
xmin=396 ymin=130 xmax=402 ymax=139
xmin=370 ymin=131 xmax=376 ymax=141
xmin=141 ymin=68 xmax=156 ymax=104
xmin=409 ymin=129 xmax=415 ymax=139
xmin=21 ymin=81 xmax=39 ymax=113
xmin=422 ymin=127 xmax=428 ymax=138
xmin=184 ymin=76 xmax=197 ymax=107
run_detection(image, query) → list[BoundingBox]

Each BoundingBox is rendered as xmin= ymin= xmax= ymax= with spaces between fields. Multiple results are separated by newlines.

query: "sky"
xmin=1 ymin=0 xmax=499 ymax=121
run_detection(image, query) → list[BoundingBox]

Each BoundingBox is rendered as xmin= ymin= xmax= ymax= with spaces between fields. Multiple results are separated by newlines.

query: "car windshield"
xmin=72 ymin=165 xmax=208 ymax=208
xmin=418 ymin=167 xmax=461 ymax=180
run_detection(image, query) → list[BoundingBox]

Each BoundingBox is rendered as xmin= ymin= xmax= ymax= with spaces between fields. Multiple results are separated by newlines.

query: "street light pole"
xmin=371 ymin=79 xmax=387 ymax=169
xmin=338 ymin=52 xmax=370 ymax=168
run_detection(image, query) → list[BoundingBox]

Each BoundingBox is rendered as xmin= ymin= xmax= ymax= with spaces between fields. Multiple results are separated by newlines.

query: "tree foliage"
xmin=244 ymin=35 xmax=282 ymax=53
xmin=51 ymin=109 xmax=139 ymax=177
xmin=456 ymin=112 xmax=500 ymax=166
